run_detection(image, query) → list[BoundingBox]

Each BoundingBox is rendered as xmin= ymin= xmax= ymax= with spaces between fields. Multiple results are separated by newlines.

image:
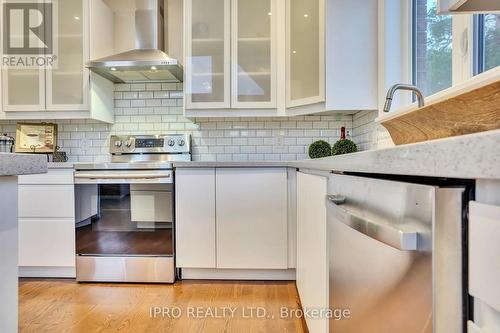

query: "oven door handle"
xmin=74 ymin=173 xmax=171 ymax=180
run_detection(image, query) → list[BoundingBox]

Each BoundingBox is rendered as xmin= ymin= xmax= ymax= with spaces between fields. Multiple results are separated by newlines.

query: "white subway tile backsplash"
xmin=240 ymin=146 xmax=256 ymax=154
xmin=115 ymin=100 xmax=131 ymax=108
xmin=161 ymin=83 xmax=177 ymax=90
xmin=169 ymin=91 xmax=183 ymax=99
xmin=146 ymin=83 xmax=162 ymax=91
xmin=352 ymin=110 xmax=393 ymax=150
xmin=130 ymin=83 xmax=146 ymax=91
xmin=153 ymin=91 xmax=169 ymax=99
xmin=0 ymin=84 xmax=379 ymax=162
xmin=115 ymin=84 xmax=131 ymax=91
xmin=138 ymin=91 xmax=153 ymax=99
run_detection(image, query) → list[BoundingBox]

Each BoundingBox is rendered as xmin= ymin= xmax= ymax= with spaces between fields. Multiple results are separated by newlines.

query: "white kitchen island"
xmin=0 ymin=153 xmax=46 ymax=333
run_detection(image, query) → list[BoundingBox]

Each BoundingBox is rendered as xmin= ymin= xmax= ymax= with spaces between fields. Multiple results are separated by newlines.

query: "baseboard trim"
xmin=181 ymin=268 xmax=296 ymax=281
xmin=19 ymin=266 xmax=76 ymax=278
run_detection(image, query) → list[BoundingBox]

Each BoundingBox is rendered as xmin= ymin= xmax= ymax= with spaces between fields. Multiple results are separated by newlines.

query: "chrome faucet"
xmin=383 ymin=84 xmax=425 ymax=112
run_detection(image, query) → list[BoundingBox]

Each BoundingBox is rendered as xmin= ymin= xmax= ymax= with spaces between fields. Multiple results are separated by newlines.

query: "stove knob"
xmin=178 ymin=139 xmax=185 ymax=146
xmin=125 ymin=140 xmax=132 ymax=147
xmin=114 ymin=140 xmax=122 ymax=147
xmin=168 ymin=139 xmax=176 ymax=147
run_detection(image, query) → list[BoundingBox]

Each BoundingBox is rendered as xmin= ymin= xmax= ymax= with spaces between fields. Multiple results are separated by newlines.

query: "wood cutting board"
xmin=380 ymin=79 xmax=500 ymax=145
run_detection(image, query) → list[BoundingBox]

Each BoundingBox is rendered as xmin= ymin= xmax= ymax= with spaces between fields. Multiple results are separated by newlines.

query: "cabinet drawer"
xmin=19 ymin=185 xmax=75 ymax=218
xmin=18 ymin=218 xmax=76 ymax=267
xmin=18 ymin=169 xmax=74 ymax=185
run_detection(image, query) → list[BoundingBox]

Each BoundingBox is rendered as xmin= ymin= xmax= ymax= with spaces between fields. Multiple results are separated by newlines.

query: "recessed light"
xmin=292 ymin=50 xmax=297 ymax=54
xmin=303 ymin=14 xmax=309 ymax=18
xmin=74 ymin=16 xmax=80 ymax=20
xmin=150 ymin=66 xmax=157 ymax=71
xmin=268 ymin=12 xmax=272 ymax=16
xmin=110 ymin=67 xmax=117 ymax=71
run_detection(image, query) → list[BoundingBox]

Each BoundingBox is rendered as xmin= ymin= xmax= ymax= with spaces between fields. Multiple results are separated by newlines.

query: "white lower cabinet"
xmin=18 ymin=219 xmax=75 ymax=267
xmin=18 ymin=168 xmax=76 ymax=278
xmin=19 ymin=185 xmax=75 ymax=218
xmin=296 ymin=171 xmax=329 ymax=333
xmin=216 ymin=168 xmax=288 ymax=269
xmin=175 ymin=167 xmax=288 ymax=273
xmin=175 ymin=168 xmax=217 ymax=268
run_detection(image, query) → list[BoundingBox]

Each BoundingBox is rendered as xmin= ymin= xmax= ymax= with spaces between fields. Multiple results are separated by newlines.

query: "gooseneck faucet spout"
xmin=383 ymin=84 xmax=425 ymax=113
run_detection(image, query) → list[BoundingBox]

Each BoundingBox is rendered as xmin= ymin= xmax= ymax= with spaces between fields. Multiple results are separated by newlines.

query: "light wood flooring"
xmin=19 ymin=279 xmax=307 ymax=333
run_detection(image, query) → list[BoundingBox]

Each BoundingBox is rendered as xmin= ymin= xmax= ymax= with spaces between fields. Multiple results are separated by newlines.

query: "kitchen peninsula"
xmin=0 ymin=153 xmax=46 ymax=333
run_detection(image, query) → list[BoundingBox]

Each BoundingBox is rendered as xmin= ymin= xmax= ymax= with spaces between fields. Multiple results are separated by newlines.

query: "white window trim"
xmin=452 ymin=15 xmax=475 ymax=84
xmin=378 ymin=0 xmax=413 ymax=115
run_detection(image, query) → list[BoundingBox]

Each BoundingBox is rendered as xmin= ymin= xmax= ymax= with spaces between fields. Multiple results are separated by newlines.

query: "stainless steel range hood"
xmin=87 ymin=0 xmax=183 ymax=83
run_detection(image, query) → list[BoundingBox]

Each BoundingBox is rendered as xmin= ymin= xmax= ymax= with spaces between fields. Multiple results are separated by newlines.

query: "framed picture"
xmin=15 ymin=123 xmax=58 ymax=153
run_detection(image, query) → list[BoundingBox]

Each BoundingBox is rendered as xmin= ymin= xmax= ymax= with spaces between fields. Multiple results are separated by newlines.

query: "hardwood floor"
xmin=19 ymin=279 xmax=307 ymax=333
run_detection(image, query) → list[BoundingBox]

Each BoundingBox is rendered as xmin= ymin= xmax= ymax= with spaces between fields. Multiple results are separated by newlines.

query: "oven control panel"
xmin=135 ymin=138 xmax=165 ymax=148
xmin=110 ymin=134 xmax=191 ymax=154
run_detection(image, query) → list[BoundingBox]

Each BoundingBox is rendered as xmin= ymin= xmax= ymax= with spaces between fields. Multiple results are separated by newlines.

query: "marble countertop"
xmin=290 ymin=129 xmax=500 ymax=179
xmin=175 ymin=130 xmax=500 ymax=180
xmin=0 ymin=153 xmax=47 ymax=176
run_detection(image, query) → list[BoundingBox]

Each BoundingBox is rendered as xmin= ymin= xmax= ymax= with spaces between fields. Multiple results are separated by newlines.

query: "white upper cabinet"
xmin=185 ymin=0 xmax=231 ymax=109
xmin=2 ymin=68 xmax=45 ymax=111
xmin=46 ymin=0 xmax=88 ymax=111
xmin=231 ymin=0 xmax=276 ymax=108
xmin=324 ymin=0 xmax=378 ymax=112
xmin=0 ymin=0 xmax=114 ymax=122
xmin=184 ymin=0 xmax=378 ymax=116
xmin=287 ymin=0 xmax=325 ymax=108
xmin=2 ymin=0 xmax=88 ymax=112
xmin=185 ymin=0 xmax=277 ymax=111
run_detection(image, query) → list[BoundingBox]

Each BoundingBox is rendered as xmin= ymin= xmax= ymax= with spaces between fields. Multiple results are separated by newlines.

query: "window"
xmin=412 ymin=0 xmax=452 ymax=97
xmin=475 ymin=14 xmax=500 ymax=74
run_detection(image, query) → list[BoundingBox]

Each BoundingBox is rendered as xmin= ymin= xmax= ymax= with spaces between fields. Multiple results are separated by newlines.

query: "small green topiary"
xmin=308 ymin=140 xmax=332 ymax=159
xmin=332 ymin=139 xmax=358 ymax=156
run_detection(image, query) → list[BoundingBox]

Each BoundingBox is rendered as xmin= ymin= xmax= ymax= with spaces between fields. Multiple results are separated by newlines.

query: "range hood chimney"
xmin=87 ymin=0 xmax=183 ymax=83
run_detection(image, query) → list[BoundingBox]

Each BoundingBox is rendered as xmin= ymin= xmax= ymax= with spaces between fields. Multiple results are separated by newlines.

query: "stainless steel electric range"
xmin=74 ymin=134 xmax=191 ymax=283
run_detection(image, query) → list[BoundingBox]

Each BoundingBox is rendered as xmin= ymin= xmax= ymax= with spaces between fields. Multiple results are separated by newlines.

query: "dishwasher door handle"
xmin=327 ymin=195 xmax=418 ymax=251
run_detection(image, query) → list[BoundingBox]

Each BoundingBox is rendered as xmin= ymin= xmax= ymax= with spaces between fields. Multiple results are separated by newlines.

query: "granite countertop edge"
xmin=0 ymin=153 xmax=47 ymax=176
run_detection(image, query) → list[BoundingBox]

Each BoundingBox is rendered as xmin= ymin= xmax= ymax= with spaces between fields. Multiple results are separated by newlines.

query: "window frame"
xmin=379 ymin=0 xmax=491 ymax=115
xmin=474 ymin=13 xmax=500 ymax=75
xmin=408 ymin=0 xmax=475 ymax=95
xmin=474 ymin=14 xmax=485 ymax=75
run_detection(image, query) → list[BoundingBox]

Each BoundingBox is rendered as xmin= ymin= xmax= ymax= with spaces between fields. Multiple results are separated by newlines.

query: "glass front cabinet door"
xmin=231 ymin=0 xmax=276 ymax=108
xmin=1 ymin=0 xmax=88 ymax=112
xmin=287 ymin=0 xmax=325 ymax=108
xmin=185 ymin=0 xmax=277 ymax=110
xmin=185 ymin=0 xmax=231 ymax=109
xmin=46 ymin=0 xmax=88 ymax=110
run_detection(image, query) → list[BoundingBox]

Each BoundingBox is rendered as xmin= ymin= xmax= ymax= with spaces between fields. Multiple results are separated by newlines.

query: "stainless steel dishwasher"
xmin=327 ymin=173 xmax=468 ymax=333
